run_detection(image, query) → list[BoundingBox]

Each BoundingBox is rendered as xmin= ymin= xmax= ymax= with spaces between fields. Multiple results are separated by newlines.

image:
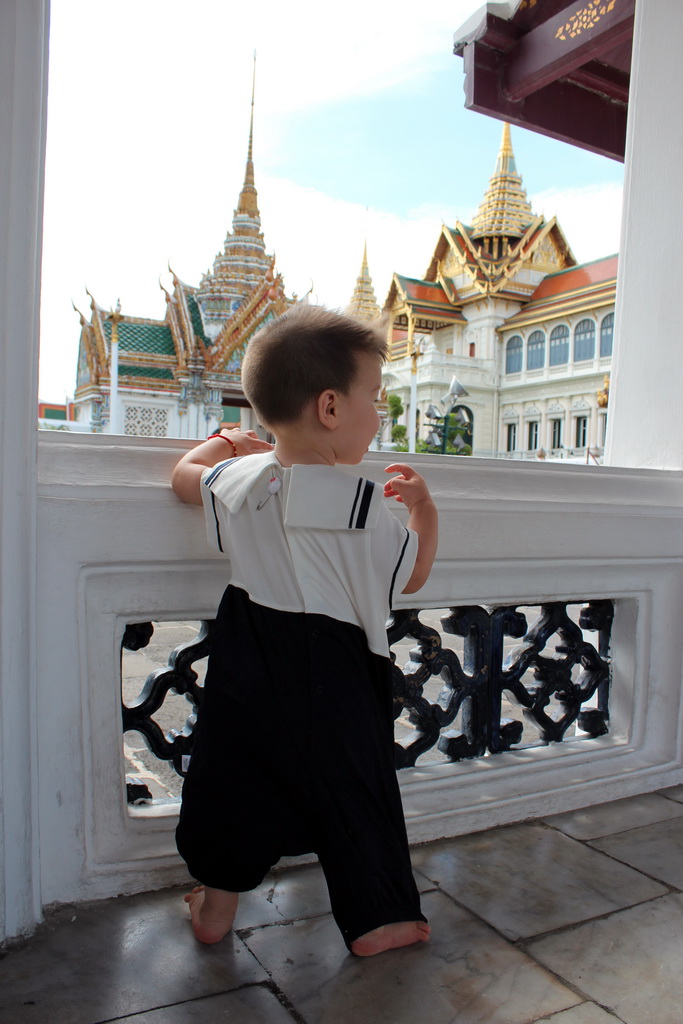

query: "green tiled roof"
xmin=103 ymin=319 xmax=175 ymax=356
xmin=119 ymin=364 xmax=175 ymax=380
xmin=186 ymin=292 xmax=209 ymax=345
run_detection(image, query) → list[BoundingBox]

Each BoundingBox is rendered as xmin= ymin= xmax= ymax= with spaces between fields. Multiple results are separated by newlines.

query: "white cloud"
xmin=39 ymin=174 xmax=444 ymax=400
xmin=530 ymin=182 xmax=623 ymax=263
xmin=258 ymin=176 xmax=442 ymax=309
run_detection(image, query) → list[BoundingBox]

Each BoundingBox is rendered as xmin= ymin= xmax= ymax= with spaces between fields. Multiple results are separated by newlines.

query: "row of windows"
xmin=506 ymin=415 xmax=598 ymax=452
xmin=505 ymin=314 xmax=614 ymax=374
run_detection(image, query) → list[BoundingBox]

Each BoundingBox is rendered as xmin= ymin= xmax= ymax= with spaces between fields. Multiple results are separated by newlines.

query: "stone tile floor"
xmin=3 ymin=788 xmax=683 ymax=1024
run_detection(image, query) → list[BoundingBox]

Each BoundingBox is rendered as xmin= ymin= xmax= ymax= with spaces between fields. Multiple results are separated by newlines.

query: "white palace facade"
xmin=382 ymin=124 xmax=615 ymax=461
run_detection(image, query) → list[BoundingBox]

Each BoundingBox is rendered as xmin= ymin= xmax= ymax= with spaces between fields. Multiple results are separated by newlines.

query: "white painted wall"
xmin=34 ymin=433 xmax=683 ymax=909
xmin=606 ymin=0 xmax=683 ymax=470
xmin=0 ymin=0 xmax=49 ymax=943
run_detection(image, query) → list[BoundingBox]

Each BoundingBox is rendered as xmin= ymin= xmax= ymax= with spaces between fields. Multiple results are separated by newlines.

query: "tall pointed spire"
xmin=494 ymin=121 xmax=517 ymax=177
xmin=236 ymin=51 xmax=259 ymax=219
xmin=347 ymin=242 xmax=380 ymax=321
xmin=196 ymin=53 xmax=272 ymax=341
xmin=471 ymin=122 xmax=534 ymax=240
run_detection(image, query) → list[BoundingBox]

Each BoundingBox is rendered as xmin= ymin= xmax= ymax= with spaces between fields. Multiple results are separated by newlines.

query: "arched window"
xmin=505 ymin=335 xmax=523 ymax=374
xmin=549 ymin=324 xmax=569 ymax=366
xmin=600 ymin=312 xmax=614 ymax=357
xmin=574 ymin=319 xmax=596 ymax=362
xmin=527 ymin=330 xmax=546 ymax=370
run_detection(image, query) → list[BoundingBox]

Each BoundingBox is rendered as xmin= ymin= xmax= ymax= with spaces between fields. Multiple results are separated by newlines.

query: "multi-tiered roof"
xmin=470 ymin=122 xmax=534 ymax=241
xmin=346 ymin=243 xmax=380 ymax=321
xmin=385 ymin=123 xmax=576 ymax=359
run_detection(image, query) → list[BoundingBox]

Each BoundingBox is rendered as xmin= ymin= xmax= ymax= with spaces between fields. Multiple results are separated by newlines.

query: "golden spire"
xmin=195 ymin=54 xmax=272 ymax=340
xmin=494 ymin=121 xmax=516 ymax=177
xmin=471 ymin=122 xmax=534 ymax=241
xmin=346 ymin=242 xmax=380 ymax=321
xmin=236 ymin=52 xmax=259 ymax=219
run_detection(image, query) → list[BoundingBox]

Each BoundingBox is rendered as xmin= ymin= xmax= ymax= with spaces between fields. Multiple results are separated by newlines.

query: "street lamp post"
xmin=407 ymin=331 xmax=427 ymax=454
xmin=425 ymin=376 xmax=470 ymax=454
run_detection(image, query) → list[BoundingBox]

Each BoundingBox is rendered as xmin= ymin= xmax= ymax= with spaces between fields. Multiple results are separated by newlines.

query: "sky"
xmin=39 ymin=0 xmax=624 ymax=402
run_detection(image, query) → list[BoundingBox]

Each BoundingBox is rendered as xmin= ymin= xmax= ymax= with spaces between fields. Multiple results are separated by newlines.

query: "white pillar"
xmin=605 ymin=0 xmax=683 ymax=470
xmin=408 ymin=369 xmax=417 ymax=453
xmin=109 ymin=336 xmax=119 ymax=433
xmin=407 ymin=317 xmax=417 ymax=454
xmin=0 ymin=0 xmax=49 ymax=941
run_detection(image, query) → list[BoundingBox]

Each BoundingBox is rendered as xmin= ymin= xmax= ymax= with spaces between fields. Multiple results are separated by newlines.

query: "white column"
xmin=109 ymin=335 xmax=119 ymax=433
xmin=0 ymin=0 xmax=49 ymax=941
xmin=539 ymin=405 xmax=548 ymax=454
xmin=407 ymin=316 xmax=417 ymax=454
xmin=567 ymin=414 xmax=574 ymax=452
xmin=606 ymin=0 xmax=683 ymax=470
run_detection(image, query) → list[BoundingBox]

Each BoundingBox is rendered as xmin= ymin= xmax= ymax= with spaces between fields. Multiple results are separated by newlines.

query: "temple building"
xmin=72 ymin=75 xmax=290 ymax=438
xmin=382 ymin=123 xmax=616 ymax=459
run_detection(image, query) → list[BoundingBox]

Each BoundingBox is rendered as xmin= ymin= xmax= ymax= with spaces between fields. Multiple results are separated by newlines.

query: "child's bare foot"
xmin=183 ymin=885 xmax=238 ymax=944
xmin=350 ymin=920 xmax=431 ymax=957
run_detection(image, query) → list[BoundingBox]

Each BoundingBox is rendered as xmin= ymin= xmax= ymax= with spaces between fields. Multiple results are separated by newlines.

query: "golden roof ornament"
xmin=346 ymin=242 xmax=381 ymax=321
xmin=471 ymin=122 xmax=535 ymax=241
xmin=597 ymin=374 xmax=610 ymax=408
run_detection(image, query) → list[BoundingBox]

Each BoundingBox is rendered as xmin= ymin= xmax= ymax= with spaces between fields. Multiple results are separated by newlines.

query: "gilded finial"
xmin=494 ymin=122 xmax=517 ymax=177
xmin=236 ymin=52 xmax=259 ymax=216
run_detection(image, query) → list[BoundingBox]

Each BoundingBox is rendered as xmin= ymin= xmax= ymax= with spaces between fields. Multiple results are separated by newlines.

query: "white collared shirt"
xmin=201 ymin=453 xmax=417 ymax=657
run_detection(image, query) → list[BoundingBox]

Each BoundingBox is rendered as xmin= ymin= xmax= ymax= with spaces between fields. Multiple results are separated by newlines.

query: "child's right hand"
xmin=218 ymin=429 xmax=273 ymax=456
xmin=383 ymin=463 xmax=433 ymax=511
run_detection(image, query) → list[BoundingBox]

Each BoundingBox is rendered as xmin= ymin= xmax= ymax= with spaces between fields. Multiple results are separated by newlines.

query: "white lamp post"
xmin=106 ymin=299 xmax=122 ymax=435
xmin=408 ymin=333 xmax=427 ymax=453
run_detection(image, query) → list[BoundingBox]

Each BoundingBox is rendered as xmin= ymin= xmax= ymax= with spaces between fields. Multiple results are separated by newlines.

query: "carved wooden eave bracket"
xmin=453 ymin=0 xmax=634 ymax=161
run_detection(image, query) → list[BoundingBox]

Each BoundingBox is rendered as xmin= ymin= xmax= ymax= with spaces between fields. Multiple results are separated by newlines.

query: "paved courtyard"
xmin=3 ymin=788 xmax=683 ymax=1023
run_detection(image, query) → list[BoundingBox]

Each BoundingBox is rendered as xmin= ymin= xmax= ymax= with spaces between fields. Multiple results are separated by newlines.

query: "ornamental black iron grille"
xmin=121 ymin=601 xmax=612 ymax=799
xmin=388 ymin=600 xmax=612 ymax=768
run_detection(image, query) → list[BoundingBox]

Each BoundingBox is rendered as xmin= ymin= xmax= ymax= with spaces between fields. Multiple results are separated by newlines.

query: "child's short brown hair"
xmin=241 ymin=304 xmax=387 ymax=427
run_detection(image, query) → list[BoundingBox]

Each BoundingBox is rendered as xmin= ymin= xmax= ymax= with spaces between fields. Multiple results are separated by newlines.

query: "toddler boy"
xmin=171 ymin=304 xmax=437 ymax=955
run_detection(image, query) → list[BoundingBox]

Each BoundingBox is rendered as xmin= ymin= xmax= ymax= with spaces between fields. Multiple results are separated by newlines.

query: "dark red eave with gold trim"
xmin=453 ymin=0 xmax=635 ymax=161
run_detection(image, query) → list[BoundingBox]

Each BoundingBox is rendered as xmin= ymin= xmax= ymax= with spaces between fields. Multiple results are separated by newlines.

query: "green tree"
xmin=387 ymin=393 xmax=404 ymax=423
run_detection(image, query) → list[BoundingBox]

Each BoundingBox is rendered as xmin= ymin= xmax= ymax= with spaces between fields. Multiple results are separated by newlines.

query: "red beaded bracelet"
xmin=207 ymin=432 xmax=238 ymax=458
